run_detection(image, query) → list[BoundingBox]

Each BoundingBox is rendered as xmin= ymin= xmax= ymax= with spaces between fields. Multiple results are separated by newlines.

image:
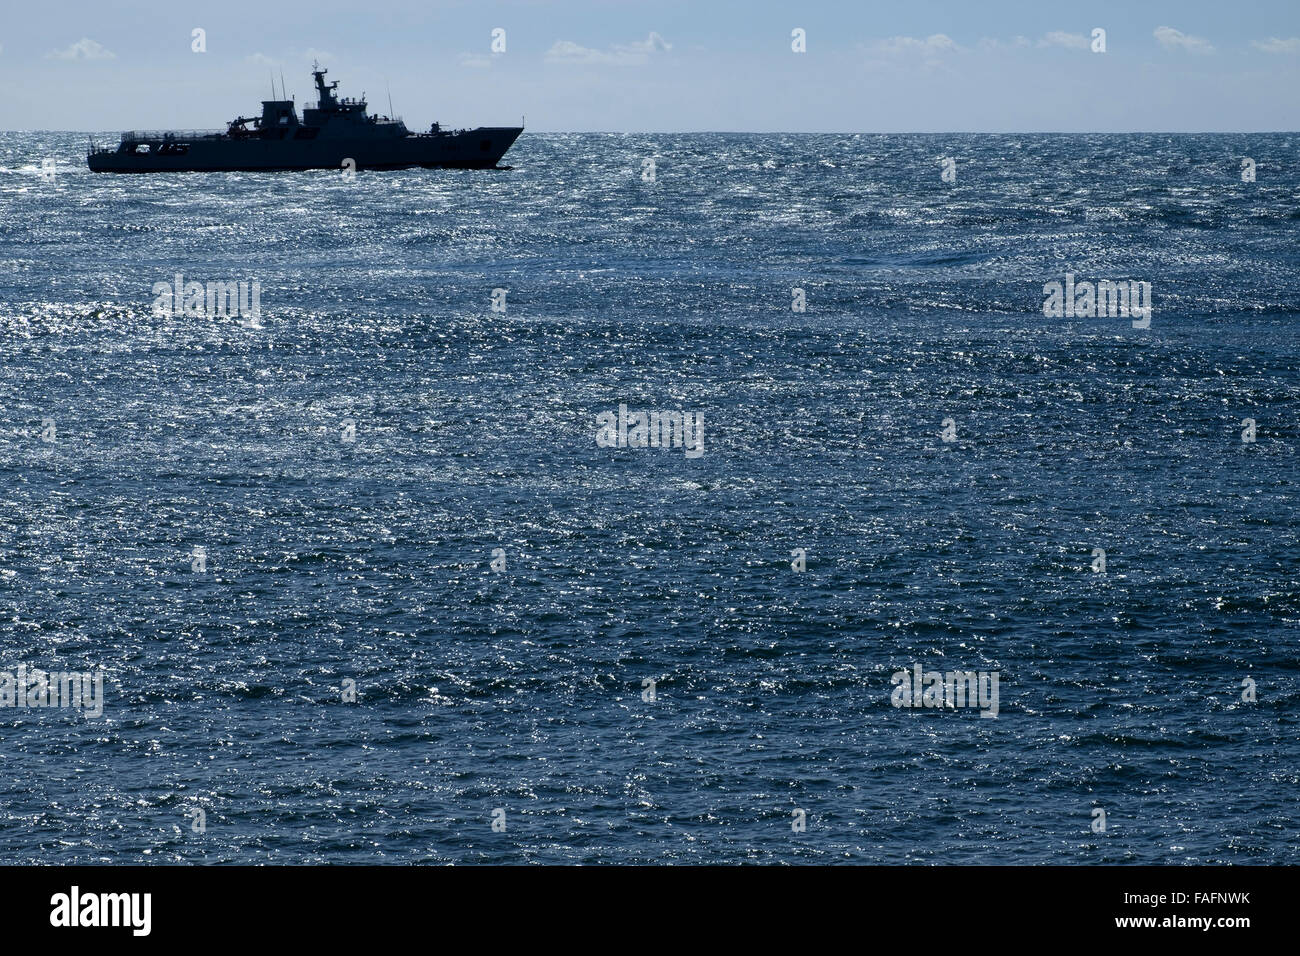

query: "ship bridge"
xmin=297 ymin=64 xmax=408 ymax=137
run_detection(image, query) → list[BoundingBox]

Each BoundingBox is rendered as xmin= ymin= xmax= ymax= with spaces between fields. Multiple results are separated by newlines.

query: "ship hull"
xmin=88 ymin=126 xmax=522 ymax=173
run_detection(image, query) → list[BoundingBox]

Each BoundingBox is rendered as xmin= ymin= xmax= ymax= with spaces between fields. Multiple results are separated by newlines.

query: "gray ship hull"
xmin=89 ymin=126 xmax=522 ymax=173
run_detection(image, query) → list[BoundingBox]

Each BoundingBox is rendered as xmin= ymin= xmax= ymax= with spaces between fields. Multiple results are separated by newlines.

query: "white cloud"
xmin=1154 ymin=26 xmax=1214 ymax=54
xmin=617 ymin=32 xmax=671 ymax=56
xmin=1253 ymin=36 xmax=1300 ymax=54
xmin=46 ymin=38 xmax=115 ymax=61
xmin=546 ymin=32 xmax=671 ymax=65
xmin=871 ymin=34 xmax=959 ymax=56
xmin=458 ymin=52 xmax=492 ymax=69
xmin=546 ymin=40 xmax=617 ymax=64
xmin=1038 ymin=31 xmax=1089 ymax=51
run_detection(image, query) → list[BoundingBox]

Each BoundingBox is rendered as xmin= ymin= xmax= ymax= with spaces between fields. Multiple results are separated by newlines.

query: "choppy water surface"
xmin=0 ymin=133 xmax=1297 ymax=863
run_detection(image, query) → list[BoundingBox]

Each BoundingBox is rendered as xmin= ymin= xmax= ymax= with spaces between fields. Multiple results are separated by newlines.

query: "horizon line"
xmin=13 ymin=129 xmax=1300 ymax=136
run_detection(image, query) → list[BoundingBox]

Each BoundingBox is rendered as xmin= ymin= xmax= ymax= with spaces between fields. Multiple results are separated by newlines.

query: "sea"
xmin=0 ymin=132 xmax=1297 ymax=863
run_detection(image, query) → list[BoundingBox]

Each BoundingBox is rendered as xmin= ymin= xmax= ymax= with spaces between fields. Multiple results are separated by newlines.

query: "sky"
xmin=1 ymin=0 xmax=1298 ymax=132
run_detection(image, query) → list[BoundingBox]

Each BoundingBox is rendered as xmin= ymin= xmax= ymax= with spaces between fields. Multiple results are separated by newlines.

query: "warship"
xmin=87 ymin=64 xmax=522 ymax=173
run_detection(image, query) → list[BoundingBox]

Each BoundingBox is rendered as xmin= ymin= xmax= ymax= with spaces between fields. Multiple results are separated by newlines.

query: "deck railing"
xmin=119 ymin=130 xmax=225 ymax=142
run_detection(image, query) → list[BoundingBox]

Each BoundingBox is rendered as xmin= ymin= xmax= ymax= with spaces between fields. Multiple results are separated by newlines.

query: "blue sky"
xmin=2 ymin=0 xmax=1298 ymax=131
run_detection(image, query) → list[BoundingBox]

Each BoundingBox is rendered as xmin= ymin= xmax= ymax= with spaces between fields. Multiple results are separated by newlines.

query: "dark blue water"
xmin=1 ymin=133 xmax=1297 ymax=863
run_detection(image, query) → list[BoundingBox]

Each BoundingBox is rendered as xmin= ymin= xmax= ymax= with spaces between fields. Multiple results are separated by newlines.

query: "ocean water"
xmin=0 ymin=133 xmax=1297 ymax=864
